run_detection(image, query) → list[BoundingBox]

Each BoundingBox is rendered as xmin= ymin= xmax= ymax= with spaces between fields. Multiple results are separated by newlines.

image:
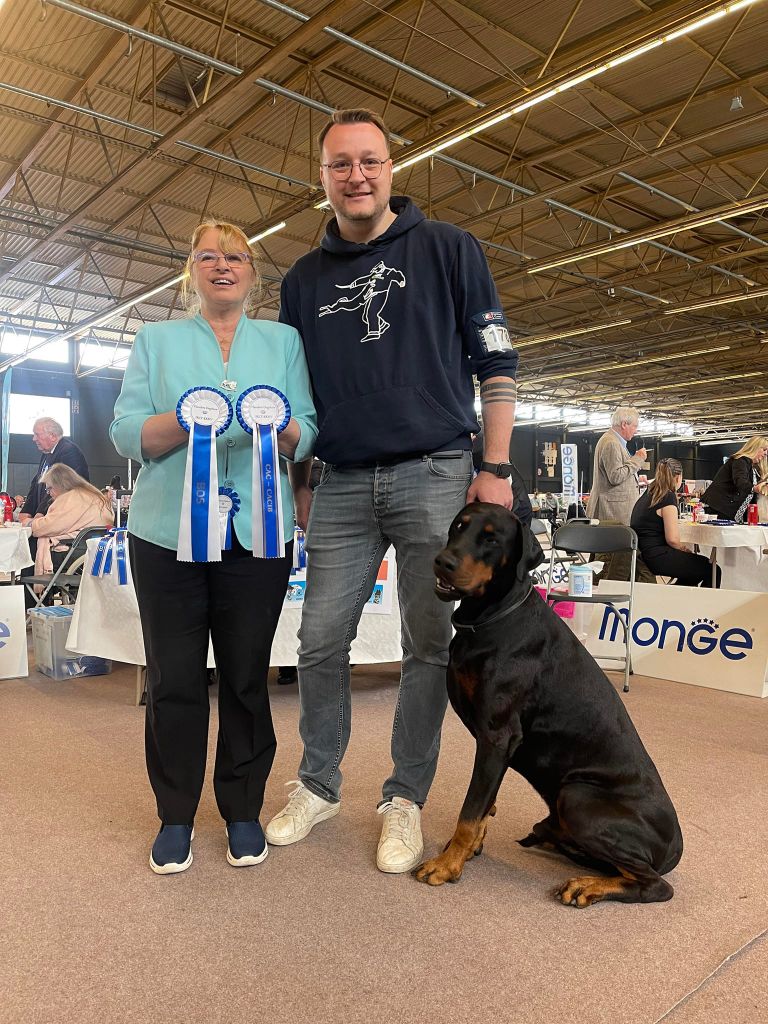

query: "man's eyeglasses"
xmin=192 ymin=251 xmax=252 ymax=266
xmin=321 ymin=157 xmax=389 ymax=181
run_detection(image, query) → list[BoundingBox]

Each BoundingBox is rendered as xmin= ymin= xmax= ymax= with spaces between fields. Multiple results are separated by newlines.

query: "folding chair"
xmin=546 ymin=521 xmax=638 ymax=693
xmin=24 ymin=526 xmax=111 ymax=611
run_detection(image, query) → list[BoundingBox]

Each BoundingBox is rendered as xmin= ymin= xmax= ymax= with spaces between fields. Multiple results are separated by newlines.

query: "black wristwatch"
xmin=480 ymin=461 xmax=514 ymax=478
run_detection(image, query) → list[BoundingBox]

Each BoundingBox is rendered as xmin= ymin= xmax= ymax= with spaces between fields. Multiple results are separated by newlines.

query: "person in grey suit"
xmin=587 ymin=407 xmax=650 ymax=581
xmin=587 ymin=407 xmax=647 ymax=526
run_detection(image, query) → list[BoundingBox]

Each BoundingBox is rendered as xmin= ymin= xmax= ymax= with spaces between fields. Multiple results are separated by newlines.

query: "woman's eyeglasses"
xmin=192 ymin=251 xmax=252 ymax=266
xmin=321 ymin=157 xmax=388 ymax=181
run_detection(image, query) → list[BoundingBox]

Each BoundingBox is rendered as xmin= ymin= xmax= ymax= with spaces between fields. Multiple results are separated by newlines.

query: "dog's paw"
xmin=413 ymin=853 xmax=464 ymax=886
xmin=556 ymin=875 xmax=612 ymax=908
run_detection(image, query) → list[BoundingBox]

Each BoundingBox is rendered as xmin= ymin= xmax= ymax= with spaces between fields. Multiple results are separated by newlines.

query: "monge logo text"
xmin=598 ymin=608 xmax=753 ymax=661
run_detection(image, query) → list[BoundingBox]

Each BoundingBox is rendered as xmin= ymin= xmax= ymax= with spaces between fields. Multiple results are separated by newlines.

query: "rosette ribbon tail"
xmin=178 ymin=419 xmax=221 ymax=562
xmin=90 ymin=527 xmax=129 ymax=584
xmin=252 ymin=422 xmax=284 ymax=559
xmin=293 ymin=527 xmax=306 ymax=569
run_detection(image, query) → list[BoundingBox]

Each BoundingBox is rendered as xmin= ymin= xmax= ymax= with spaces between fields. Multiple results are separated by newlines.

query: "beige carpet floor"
xmin=2 ymin=655 xmax=767 ymax=1024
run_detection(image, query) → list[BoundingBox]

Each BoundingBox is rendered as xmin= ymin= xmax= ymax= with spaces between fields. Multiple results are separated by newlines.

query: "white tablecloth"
xmin=67 ymin=537 xmax=402 ymax=666
xmin=0 ymin=525 xmax=33 ymax=574
xmin=678 ymin=522 xmax=768 ymax=592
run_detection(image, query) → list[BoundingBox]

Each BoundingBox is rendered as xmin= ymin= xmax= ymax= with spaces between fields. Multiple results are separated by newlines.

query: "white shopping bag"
xmin=0 ymin=586 xmax=28 ymax=678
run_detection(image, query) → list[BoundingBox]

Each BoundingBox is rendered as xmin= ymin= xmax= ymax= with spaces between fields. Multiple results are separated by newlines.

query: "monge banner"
xmin=580 ymin=581 xmax=768 ymax=698
xmin=560 ymin=443 xmax=579 ymax=505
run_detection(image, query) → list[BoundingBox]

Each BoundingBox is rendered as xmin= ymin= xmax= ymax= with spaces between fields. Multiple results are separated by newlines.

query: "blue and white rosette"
xmin=91 ymin=528 xmax=129 ymax=585
xmin=176 ymin=386 xmax=233 ymax=562
xmin=218 ymin=486 xmax=240 ymax=550
xmin=236 ymin=385 xmax=290 ymax=559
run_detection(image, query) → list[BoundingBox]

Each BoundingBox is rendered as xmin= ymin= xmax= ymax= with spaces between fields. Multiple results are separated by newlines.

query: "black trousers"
xmin=643 ymin=546 xmax=721 ymax=588
xmin=129 ymin=534 xmax=292 ymax=825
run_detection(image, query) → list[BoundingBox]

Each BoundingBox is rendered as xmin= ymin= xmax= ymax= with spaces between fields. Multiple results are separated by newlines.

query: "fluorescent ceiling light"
xmin=520 ymin=345 xmax=730 ymax=386
xmin=515 ymin=319 xmax=631 ymax=349
xmin=379 ymin=0 xmax=766 ymax=177
xmin=527 ymin=197 xmax=768 ymax=275
xmin=581 ymin=370 xmax=762 ymax=400
xmin=662 ymin=284 xmax=768 ymax=315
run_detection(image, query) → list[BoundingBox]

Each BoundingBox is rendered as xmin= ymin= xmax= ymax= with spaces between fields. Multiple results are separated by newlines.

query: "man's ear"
xmin=515 ymin=522 xmax=545 ymax=581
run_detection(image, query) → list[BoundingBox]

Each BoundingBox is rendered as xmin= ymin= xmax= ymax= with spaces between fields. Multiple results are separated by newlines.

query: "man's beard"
xmin=336 ymin=193 xmax=391 ymax=224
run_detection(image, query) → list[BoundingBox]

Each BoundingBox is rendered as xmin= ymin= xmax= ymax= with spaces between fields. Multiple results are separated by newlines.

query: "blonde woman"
xmin=111 ymin=221 xmax=317 ymax=875
xmin=30 ymin=463 xmax=113 ymax=575
xmin=631 ymin=458 xmax=720 ymax=587
xmin=701 ymin=435 xmax=768 ymax=522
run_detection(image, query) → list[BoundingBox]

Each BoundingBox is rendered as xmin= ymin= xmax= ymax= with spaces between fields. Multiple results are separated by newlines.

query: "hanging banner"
xmin=1 ymin=369 xmax=12 ymax=493
xmin=560 ymin=442 xmax=579 ymax=505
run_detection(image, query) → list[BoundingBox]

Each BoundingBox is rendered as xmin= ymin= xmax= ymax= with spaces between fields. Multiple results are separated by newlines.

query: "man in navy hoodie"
xmin=267 ymin=109 xmax=519 ymax=873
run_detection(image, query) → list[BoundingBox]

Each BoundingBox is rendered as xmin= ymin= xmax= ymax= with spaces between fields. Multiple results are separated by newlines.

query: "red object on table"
xmin=0 ymin=492 xmax=13 ymax=522
xmin=747 ymin=502 xmax=759 ymax=525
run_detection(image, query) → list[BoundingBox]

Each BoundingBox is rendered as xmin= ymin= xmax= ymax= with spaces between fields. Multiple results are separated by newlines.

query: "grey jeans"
xmin=296 ymin=451 xmax=473 ymax=805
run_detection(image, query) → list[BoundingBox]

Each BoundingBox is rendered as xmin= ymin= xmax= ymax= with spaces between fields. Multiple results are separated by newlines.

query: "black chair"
xmin=546 ymin=521 xmax=638 ymax=693
xmin=24 ymin=526 xmax=111 ymax=611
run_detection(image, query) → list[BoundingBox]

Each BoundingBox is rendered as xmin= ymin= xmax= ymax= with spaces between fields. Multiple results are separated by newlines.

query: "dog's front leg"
xmin=415 ymin=738 xmax=512 ymax=886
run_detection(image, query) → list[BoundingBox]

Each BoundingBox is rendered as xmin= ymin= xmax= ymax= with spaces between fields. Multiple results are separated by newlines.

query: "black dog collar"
xmin=451 ymin=582 xmax=535 ymax=634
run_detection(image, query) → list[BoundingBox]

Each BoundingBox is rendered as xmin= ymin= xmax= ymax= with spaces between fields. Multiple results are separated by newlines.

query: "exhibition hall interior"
xmin=1 ymin=0 xmax=767 ymax=1021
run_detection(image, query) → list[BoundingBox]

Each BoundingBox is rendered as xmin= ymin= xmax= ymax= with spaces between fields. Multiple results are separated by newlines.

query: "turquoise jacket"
xmin=110 ymin=315 xmax=318 ymax=552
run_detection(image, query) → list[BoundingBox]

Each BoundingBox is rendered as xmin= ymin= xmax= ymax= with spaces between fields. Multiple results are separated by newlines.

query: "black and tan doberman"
xmin=416 ymin=503 xmax=683 ymax=907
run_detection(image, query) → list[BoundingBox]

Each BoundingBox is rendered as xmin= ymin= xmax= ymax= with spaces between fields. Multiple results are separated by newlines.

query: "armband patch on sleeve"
xmin=471 ymin=310 xmax=513 ymax=353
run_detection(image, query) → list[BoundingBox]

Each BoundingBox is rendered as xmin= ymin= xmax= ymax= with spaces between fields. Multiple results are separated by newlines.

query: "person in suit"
xmin=18 ymin=418 xmax=89 ymax=522
xmin=587 ymin=407 xmax=647 ymax=525
xmin=701 ymin=435 xmax=768 ymax=522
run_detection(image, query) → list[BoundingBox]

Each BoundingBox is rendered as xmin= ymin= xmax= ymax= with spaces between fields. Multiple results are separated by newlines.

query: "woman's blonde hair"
xmin=42 ymin=463 xmax=112 ymax=514
xmin=181 ymin=221 xmax=261 ymax=316
xmin=731 ymin=435 xmax=768 ymax=463
xmin=648 ymin=457 xmax=682 ymax=507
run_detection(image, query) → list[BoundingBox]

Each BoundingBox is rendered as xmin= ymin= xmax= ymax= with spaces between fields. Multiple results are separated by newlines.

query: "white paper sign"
xmin=561 ymin=443 xmax=579 ymax=505
xmin=579 ymin=581 xmax=768 ymax=698
xmin=0 ymin=586 xmax=29 ymax=679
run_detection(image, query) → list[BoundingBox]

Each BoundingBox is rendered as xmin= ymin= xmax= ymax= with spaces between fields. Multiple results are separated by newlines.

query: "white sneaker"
xmin=265 ymin=781 xmax=340 ymax=846
xmin=376 ymin=797 xmax=424 ymax=873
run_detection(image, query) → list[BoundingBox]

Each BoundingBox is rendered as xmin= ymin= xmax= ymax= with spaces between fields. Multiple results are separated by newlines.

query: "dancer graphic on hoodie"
xmin=318 ymin=260 xmax=405 ymax=342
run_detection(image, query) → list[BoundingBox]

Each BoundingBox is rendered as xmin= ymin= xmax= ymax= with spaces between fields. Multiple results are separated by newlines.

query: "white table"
xmin=678 ymin=521 xmax=768 ymax=591
xmin=0 ymin=525 xmax=33 ymax=577
xmin=67 ymin=538 xmax=403 ymax=702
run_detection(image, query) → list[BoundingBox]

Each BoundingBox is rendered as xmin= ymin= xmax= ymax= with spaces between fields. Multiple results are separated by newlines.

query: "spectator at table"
xmin=631 ymin=458 xmax=720 ymax=587
xmin=701 ymin=435 xmax=768 ymax=522
xmin=30 ymin=464 xmax=113 ymax=575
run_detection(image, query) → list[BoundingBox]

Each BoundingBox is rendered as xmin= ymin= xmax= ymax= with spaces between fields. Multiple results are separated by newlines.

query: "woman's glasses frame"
xmin=192 ymin=250 xmax=253 ymax=266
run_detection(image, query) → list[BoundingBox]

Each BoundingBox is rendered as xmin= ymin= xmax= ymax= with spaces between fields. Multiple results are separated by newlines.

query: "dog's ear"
xmin=515 ymin=521 xmax=545 ymax=581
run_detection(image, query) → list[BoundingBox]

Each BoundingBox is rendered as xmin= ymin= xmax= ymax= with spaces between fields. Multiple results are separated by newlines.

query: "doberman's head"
xmin=433 ymin=503 xmax=544 ymax=603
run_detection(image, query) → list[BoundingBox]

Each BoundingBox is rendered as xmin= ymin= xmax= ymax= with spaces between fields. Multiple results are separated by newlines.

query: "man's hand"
xmin=467 ymin=471 xmax=514 ymax=509
xmin=293 ymin=485 xmax=313 ymax=532
xmin=635 ymin=447 xmax=648 ymax=462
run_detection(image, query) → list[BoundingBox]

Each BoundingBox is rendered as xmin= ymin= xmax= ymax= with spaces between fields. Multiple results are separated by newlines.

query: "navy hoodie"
xmin=279 ymin=196 xmax=518 ymax=466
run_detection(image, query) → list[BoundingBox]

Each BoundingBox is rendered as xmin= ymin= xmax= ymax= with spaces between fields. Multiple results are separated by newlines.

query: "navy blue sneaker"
xmin=226 ymin=820 xmax=269 ymax=867
xmin=150 ymin=825 xmax=194 ymax=874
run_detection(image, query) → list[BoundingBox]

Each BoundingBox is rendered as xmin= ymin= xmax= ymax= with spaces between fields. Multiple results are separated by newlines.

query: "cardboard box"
xmin=30 ymin=607 xmax=111 ymax=681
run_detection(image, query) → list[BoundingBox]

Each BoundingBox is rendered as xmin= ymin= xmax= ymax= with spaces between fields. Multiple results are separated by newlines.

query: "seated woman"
xmin=631 ymin=458 xmax=721 ymax=587
xmin=700 ymin=434 xmax=768 ymax=522
xmin=30 ymin=463 xmax=114 ymax=575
